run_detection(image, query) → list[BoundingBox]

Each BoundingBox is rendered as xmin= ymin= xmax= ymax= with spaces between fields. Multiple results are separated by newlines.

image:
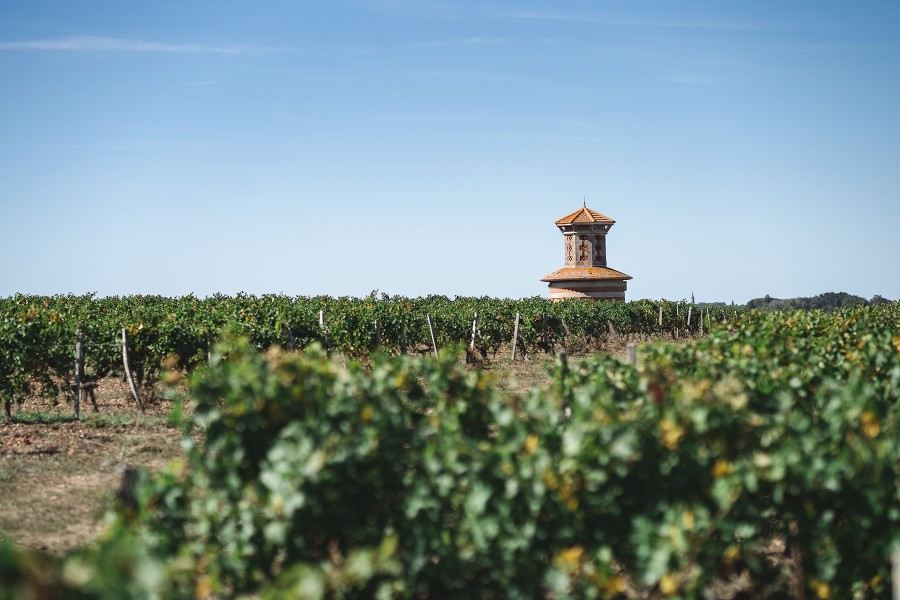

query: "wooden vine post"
xmin=374 ymin=318 xmax=381 ymax=349
xmin=626 ymin=343 xmax=637 ymax=366
xmin=687 ymin=306 xmax=693 ymax=331
xmin=426 ymin=314 xmax=438 ymax=357
xmin=284 ymin=322 xmax=294 ymax=351
xmin=319 ymin=310 xmax=332 ymax=352
xmin=542 ymin=311 xmax=548 ymax=350
xmin=675 ymin=302 xmax=681 ymax=338
xmin=510 ymin=312 xmax=521 ymax=361
xmin=466 ymin=312 xmax=479 ymax=363
xmin=559 ymin=318 xmax=568 ymax=356
xmin=675 ymin=302 xmax=680 ymax=338
xmin=121 ymin=328 xmax=145 ymax=413
xmin=74 ymin=330 xmax=84 ymax=420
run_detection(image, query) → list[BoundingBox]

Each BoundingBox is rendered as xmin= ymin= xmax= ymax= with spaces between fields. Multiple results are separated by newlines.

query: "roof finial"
xmin=583 ymin=196 xmax=586 ymax=208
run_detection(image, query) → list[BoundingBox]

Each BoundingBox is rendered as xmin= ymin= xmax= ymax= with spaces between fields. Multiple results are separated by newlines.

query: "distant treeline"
xmin=745 ymin=291 xmax=893 ymax=312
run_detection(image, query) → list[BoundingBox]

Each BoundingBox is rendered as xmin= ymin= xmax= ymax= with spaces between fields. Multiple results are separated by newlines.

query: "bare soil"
xmin=0 ymin=379 xmax=183 ymax=555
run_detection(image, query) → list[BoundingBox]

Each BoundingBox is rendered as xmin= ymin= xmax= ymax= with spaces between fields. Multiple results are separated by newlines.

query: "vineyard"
xmin=0 ymin=294 xmax=732 ymax=419
xmin=1 ymin=299 xmax=899 ymax=599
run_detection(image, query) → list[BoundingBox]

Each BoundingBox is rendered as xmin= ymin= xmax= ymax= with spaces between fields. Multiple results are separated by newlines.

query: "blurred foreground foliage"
xmin=2 ymin=303 xmax=900 ymax=598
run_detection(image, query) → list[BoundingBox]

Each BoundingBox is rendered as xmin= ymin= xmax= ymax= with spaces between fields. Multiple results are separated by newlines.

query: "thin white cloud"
xmin=174 ymin=80 xmax=223 ymax=86
xmin=405 ymin=36 xmax=506 ymax=49
xmin=511 ymin=11 xmax=772 ymax=32
xmin=777 ymin=43 xmax=900 ymax=54
xmin=411 ymin=68 xmax=515 ymax=82
xmin=380 ymin=112 xmax=473 ymax=123
xmin=0 ymin=142 xmax=206 ymax=156
xmin=548 ymin=135 xmax=630 ymax=143
xmin=68 ymin=184 xmax=150 ymax=189
xmin=658 ymin=68 xmax=748 ymax=86
xmin=0 ymin=35 xmax=282 ymax=55
xmin=356 ymin=0 xmax=472 ymax=19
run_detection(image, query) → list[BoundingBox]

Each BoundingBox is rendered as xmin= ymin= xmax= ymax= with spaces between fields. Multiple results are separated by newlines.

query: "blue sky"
xmin=1 ymin=1 xmax=898 ymax=303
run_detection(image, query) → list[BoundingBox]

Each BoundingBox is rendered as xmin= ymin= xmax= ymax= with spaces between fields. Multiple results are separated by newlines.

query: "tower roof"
xmin=555 ymin=206 xmax=615 ymax=226
xmin=541 ymin=266 xmax=632 ymax=282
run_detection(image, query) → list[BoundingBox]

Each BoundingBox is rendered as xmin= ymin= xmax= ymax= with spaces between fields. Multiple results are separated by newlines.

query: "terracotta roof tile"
xmin=541 ymin=266 xmax=632 ymax=282
xmin=555 ymin=207 xmax=615 ymax=226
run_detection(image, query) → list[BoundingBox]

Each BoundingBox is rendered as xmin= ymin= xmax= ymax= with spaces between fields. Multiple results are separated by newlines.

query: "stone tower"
xmin=540 ymin=206 xmax=632 ymax=301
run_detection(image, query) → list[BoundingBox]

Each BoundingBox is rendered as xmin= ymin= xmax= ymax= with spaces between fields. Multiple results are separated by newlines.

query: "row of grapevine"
xmin=0 ymin=294 xmax=736 ymax=418
xmin=2 ymin=303 xmax=898 ymax=598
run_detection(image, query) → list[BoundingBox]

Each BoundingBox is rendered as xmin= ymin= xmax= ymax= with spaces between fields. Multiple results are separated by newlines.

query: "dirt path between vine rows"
xmin=0 ymin=380 xmax=184 ymax=555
